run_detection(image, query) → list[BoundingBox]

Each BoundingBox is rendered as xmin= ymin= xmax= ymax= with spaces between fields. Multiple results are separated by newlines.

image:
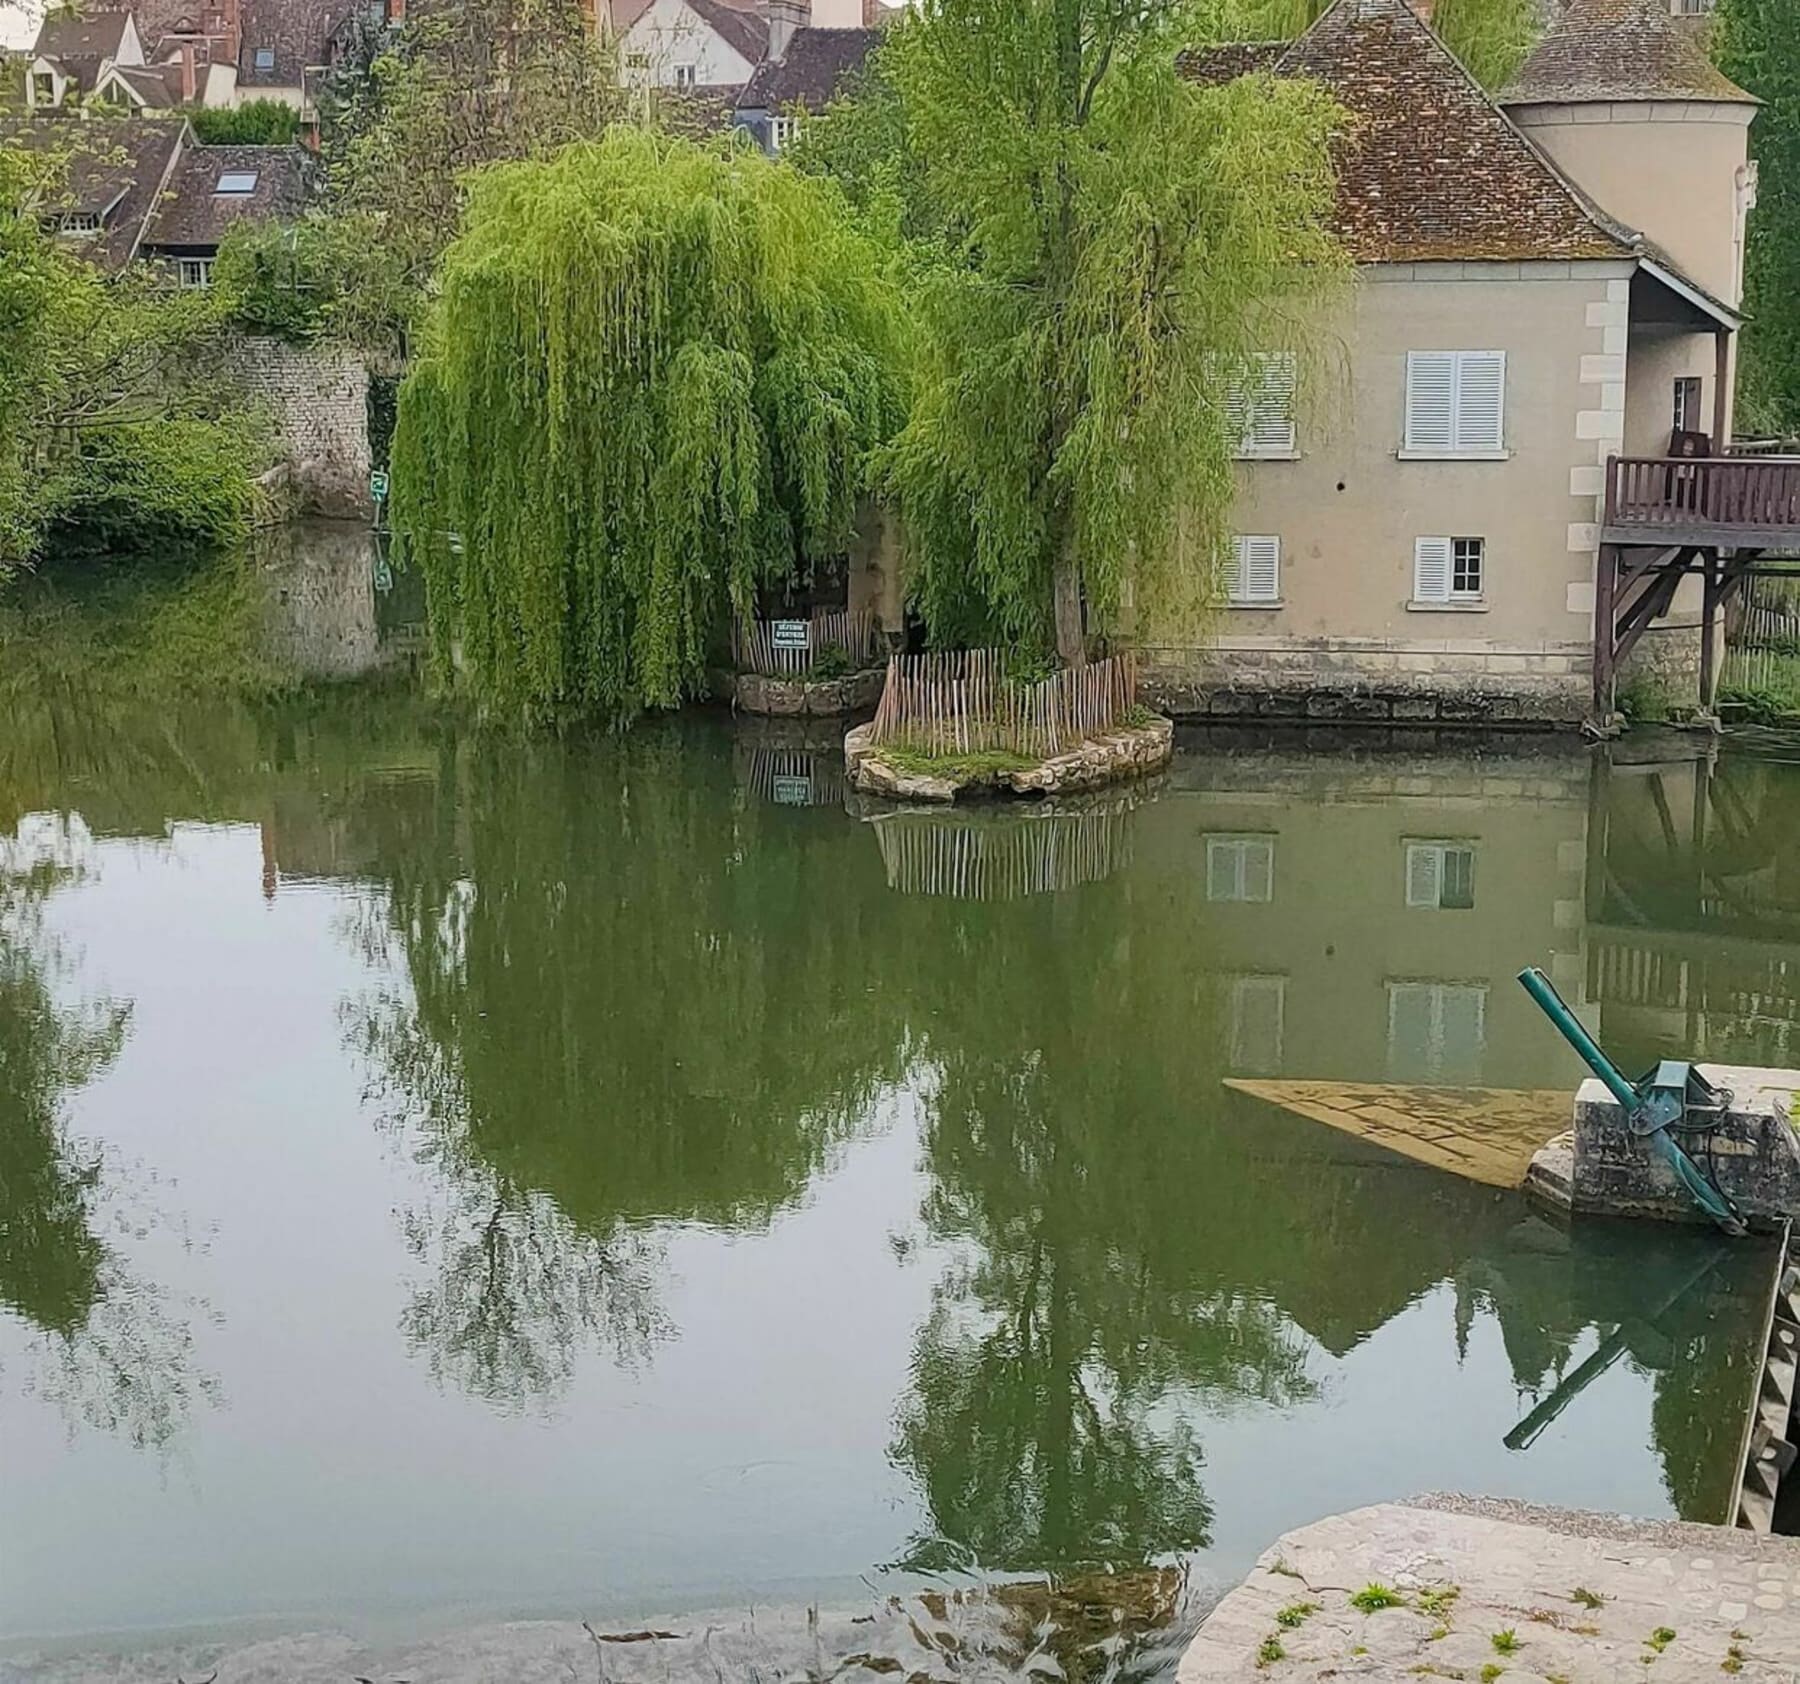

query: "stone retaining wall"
xmin=845 ymin=718 xmax=1174 ymax=803
xmin=716 ymin=667 xmax=886 ymax=716
xmin=230 ymin=334 xmax=373 ymax=521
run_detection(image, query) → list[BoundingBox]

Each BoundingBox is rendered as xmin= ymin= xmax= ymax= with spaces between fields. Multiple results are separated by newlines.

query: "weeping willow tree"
xmin=390 ymin=129 xmax=907 ymax=717
xmin=859 ymin=0 xmax=1347 ymax=662
xmin=1218 ymin=0 xmax=1540 ymax=86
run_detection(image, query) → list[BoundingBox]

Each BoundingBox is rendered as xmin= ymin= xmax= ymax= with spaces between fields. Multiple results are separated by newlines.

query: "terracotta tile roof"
xmin=238 ymin=0 xmax=350 ymax=86
xmin=737 ymin=25 xmax=878 ymax=110
xmin=4 ymin=115 xmax=185 ymax=272
xmin=1172 ymin=40 xmax=1285 ymax=86
xmin=686 ymin=0 xmax=767 ymax=64
xmin=143 ymin=141 xmax=310 ymax=252
xmin=1502 ymin=0 xmax=1755 ymax=106
xmin=1179 ymin=0 xmax=1630 ymax=264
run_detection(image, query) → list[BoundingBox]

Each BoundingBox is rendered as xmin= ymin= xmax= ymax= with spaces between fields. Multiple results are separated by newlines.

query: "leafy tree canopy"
xmin=814 ymin=0 xmax=1348 ymax=660
xmin=391 ymin=128 xmax=908 ymax=718
xmin=187 ymin=98 xmax=302 ymax=146
xmin=1717 ymin=0 xmax=1800 ymax=434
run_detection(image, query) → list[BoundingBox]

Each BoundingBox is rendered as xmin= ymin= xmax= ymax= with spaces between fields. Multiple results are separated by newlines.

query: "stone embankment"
xmin=1181 ymin=1496 xmax=1800 ymax=1684
xmin=845 ymin=716 xmax=1174 ymax=803
xmin=716 ymin=668 xmax=886 ymax=716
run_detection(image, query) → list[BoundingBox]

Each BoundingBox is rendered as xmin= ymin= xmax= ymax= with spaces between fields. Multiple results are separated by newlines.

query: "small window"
xmin=1205 ymin=834 xmax=1275 ymax=904
xmin=177 ymin=256 xmax=214 ymax=289
xmin=1224 ymin=535 xmax=1281 ymax=606
xmin=1673 ymin=0 xmax=1712 ymax=14
xmin=31 ymin=70 xmax=57 ymax=105
xmin=1404 ymin=841 xmax=1476 ymax=910
xmin=1225 ymin=351 xmax=1297 ymax=458
xmin=673 ymin=61 xmax=696 ymax=88
xmin=625 ymin=51 xmax=650 ymax=67
xmin=1226 ymin=974 xmax=1286 ymax=1074
xmin=253 ymin=45 xmax=276 ymax=70
xmin=768 ymin=115 xmax=794 ymax=152
xmin=1387 ymin=982 xmax=1487 ymax=1084
xmin=215 ymin=171 xmax=259 ymax=194
xmin=1673 ymin=375 xmax=1704 ymax=434
xmin=1414 ymin=536 xmax=1484 ymax=606
xmin=1404 ymin=350 xmax=1506 ymax=456
xmin=60 ymin=211 xmax=103 ymax=235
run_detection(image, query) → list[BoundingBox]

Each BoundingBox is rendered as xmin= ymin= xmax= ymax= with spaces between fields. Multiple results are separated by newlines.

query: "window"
xmin=31 ymin=71 xmax=57 ymax=105
xmin=1387 ymin=982 xmax=1487 ymax=1083
xmin=1224 ymin=535 xmax=1281 ymax=606
xmin=60 ymin=211 xmax=103 ymax=236
xmin=1673 ymin=375 xmax=1704 ymax=434
xmin=1225 ymin=351 xmax=1297 ymax=458
xmin=1205 ymin=834 xmax=1275 ymax=903
xmin=625 ymin=51 xmax=650 ymax=67
xmin=1403 ymin=350 xmax=1506 ymax=457
xmin=253 ymin=45 xmax=276 ymax=70
xmin=1413 ymin=536 xmax=1484 ymax=606
xmin=768 ymin=115 xmax=794 ymax=152
xmin=1404 ymin=841 xmax=1476 ymax=910
xmin=177 ymin=256 xmax=214 ymax=289
xmin=1673 ymin=0 xmax=1713 ymax=14
xmin=215 ymin=171 xmax=259 ymax=194
xmin=1226 ymin=974 xmax=1286 ymax=1074
xmin=673 ymin=61 xmax=696 ymax=88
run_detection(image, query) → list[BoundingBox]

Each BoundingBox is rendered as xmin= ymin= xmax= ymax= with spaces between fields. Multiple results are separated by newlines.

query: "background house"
xmin=732 ymin=5 xmax=880 ymax=154
xmin=607 ymin=0 xmax=766 ymax=91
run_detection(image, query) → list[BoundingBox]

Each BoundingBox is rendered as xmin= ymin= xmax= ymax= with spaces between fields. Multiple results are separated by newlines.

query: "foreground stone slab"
xmin=1224 ymin=1081 xmax=1569 ymax=1188
xmin=1180 ymin=1496 xmax=1800 ymax=1684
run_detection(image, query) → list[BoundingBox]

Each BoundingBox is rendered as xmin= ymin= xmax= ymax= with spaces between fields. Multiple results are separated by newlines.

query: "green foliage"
xmin=1275 ymin=1602 xmax=1320 ymax=1628
xmin=1417 ymin=1587 xmax=1462 ymax=1619
xmin=1480 ymin=1665 xmax=1504 ymax=1683
xmin=316 ymin=0 xmax=627 ymax=355
xmin=1491 ymin=1630 xmax=1521 ymax=1655
xmin=1257 ymin=1636 xmax=1287 ymax=1667
xmin=1717 ymin=0 xmax=1800 ymax=434
xmin=214 ymin=215 xmax=369 ymax=343
xmin=858 ymin=0 xmax=1347 ymax=659
xmin=1351 ymin=1584 xmax=1407 ymax=1612
xmin=0 ymin=135 xmax=264 ymax=567
xmin=877 ymin=745 xmax=1040 ymax=778
xmin=391 ymin=128 xmax=906 ymax=718
xmin=1570 ymin=1588 xmax=1607 ymax=1610
xmin=1618 ymin=674 xmax=1675 ymax=723
xmin=188 ymin=99 xmax=302 ymax=145
xmin=807 ymin=641 xmax=856 ymax=680
xmin=1432 ymin=0 xmax=1541 ymax=90
xmin=1647 ymin=1629 xmax=1677 ymax=1654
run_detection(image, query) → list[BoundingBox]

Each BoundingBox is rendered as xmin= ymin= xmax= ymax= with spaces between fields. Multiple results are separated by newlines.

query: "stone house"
xmin=732 ymin=4 xmax=882 ymax=155
xmin=606 ymin=0 xmax=768 ymax=92
xmin=1149 ymin=0 xmax=1766 ymax=725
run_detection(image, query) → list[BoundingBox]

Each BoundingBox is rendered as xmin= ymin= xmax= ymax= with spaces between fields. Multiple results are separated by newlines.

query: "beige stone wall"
xmin=1623 ymin=326 xmax=1717 ymax=455
xmin=1507 ymin=101 xmax=1754 ymax=308
xmin=1146 ymin=262 xmax=1637 ymax=718
xmin=230 ymin=334 xmax=372 ymax=521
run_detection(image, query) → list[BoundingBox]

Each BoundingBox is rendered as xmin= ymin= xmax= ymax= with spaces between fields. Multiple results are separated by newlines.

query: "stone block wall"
xmin=229 ymin=334 xmax=373 ymax=521
xmin=1142 ymin=639 xmax=1592 ymax=726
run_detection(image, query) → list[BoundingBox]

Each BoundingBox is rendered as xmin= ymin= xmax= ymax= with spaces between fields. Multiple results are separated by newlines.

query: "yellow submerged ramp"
xmin=1223 ymin=1080 xmax=1570 ymax=1188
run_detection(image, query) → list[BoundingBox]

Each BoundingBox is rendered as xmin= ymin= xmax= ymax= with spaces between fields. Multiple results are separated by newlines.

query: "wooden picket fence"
xmin=732 ymin=608 xmax=881 ymax=676
xmin=1723 ymin=577 xmax=1800 ymax=698
xmin=868 ymin=649 xmax=1139 ymax=760
xmin=872 ymin=808 xmax=1132 ymax=900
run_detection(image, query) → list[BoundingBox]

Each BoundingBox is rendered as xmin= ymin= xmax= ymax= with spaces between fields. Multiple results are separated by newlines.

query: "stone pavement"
xmin=1179 ymin=1496 xmax=1800 ymax=1684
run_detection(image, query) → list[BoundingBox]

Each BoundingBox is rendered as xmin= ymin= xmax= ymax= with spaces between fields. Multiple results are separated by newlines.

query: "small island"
xmin=845 ymin=650 xmax=1174 ymax=802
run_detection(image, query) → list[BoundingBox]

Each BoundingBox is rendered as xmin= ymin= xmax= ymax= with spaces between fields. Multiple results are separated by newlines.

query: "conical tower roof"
xmin=1502 ymin=0 xmax=1756 ymax=107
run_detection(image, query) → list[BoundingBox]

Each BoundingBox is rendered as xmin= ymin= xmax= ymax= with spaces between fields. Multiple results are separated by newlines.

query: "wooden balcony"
xmin=1603 ymin=454 xmax=1800 ymax=548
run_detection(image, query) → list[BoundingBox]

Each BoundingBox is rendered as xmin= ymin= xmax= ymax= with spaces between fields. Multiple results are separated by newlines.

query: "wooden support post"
xmin=1699 ymin=552 xmax=1721 ymax=714
xmin=1593 ymin=542 xmax=1617 ymax=719
xmin=1714 ymin=328 xmax=1734 ymax=450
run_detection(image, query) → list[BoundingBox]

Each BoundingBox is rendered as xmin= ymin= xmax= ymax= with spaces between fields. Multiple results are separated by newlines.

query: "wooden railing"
xmin=732 ymin=608 xmax=881 ymax=676
xmin=1605 ymin=455 xmax=1800 ymax=536
xmin=868 ymin=649 xmax=1139 ymax=760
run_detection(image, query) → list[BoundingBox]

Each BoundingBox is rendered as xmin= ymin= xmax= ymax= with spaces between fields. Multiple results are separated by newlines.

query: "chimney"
xmin=388 ymin=0 xmax=406 ymax=22
xmin=766 ymin=0 xmax=807 ymax=61
xmin=180 ymin=41 xmax=197 ymax=103
xmin=863 ymin=0 xmax=877 ymax=23
xmin=1407 ymin=0 xmax=1437 ymax=22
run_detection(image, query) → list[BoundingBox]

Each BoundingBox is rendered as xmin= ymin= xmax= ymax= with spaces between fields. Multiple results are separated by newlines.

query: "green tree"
xmin=391 ymin=129 xmax=907 ymax=717
xmin=188 ymin=98 xmax=302 ymax=145
xmin=1718 ymin=0 xmax=1800 ymax=434
xmin=852 ymin=0 xmax=1345 ymax=661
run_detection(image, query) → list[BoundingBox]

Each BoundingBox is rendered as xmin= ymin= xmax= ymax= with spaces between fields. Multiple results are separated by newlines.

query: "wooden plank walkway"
xmin=1224 ymin=1080 xmax=1572 ymax=1188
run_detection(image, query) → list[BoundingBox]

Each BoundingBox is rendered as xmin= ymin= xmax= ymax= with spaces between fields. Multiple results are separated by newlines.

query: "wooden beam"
xmin=1715 ymin=328 xmax=1734 ymax=449
xmin=1593 ymin=542 xmax=1618 ymax=717
xmin=1613 ymin=563 xmax=1686 ymax=667
xmin=1700 ymin=552 xmax=1721 ymax=712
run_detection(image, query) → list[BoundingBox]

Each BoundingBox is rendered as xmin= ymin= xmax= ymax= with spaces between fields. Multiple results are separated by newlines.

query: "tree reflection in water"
xmin=0 ymin=818 xmax=215 ymax=1449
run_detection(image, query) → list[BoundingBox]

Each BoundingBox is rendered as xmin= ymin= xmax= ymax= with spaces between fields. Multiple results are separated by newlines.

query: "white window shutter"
xmin=1406 ymin=353 xmax=1457 ymax=453
xmin=1414 ymin=537 xmax=1453 ymax=603
xmin=1230 ymin=536 xmax=1280 ymax=603
xmin=1405 ymin=843 xmax=1441 ymax=907
xmin=1455 ymin=352 xmax=1505 ymax=452
xmin=1250 ymin=353 xmax=1297 ymax=455
xmin=1223 ymin=538 xmax=1243 ymax=601
xmin=1245 ymin=839 xmax=1274 ymax=902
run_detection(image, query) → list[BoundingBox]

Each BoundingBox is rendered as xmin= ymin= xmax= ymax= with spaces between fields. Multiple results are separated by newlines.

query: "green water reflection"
xmin=0 ymin=542 xmax=1794 ymax=1651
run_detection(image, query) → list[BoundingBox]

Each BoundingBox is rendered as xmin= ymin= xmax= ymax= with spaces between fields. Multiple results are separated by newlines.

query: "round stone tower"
xmin=1499 ymin=0 xmax=1758 ymax=310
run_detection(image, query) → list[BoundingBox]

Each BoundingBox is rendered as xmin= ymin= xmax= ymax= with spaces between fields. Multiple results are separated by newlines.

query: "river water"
xmin=1 ymin=531 xmax=1797 ymax=1677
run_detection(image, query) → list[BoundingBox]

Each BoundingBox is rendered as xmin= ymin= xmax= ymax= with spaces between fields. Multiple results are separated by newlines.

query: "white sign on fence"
xmin=771 ymin=775 xmax=814 ymax=806
xmin=771 ymin=619 xmax=811 ymax=651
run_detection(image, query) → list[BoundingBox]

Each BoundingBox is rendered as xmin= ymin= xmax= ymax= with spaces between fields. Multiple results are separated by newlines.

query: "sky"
xmin=2 ymin=1 xmax=39 ymax=50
